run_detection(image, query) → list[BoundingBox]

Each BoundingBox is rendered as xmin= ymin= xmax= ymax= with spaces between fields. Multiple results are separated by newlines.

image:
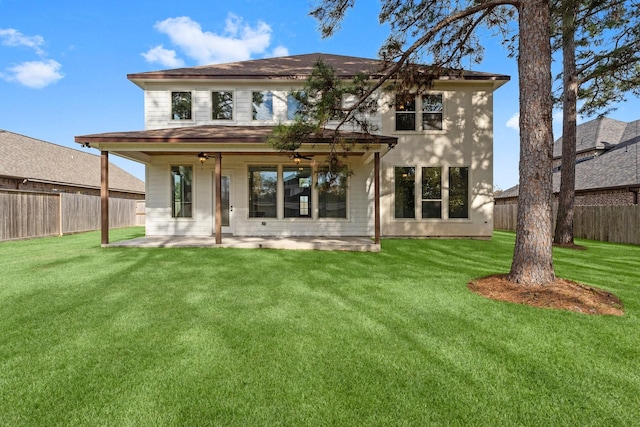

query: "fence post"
xmin=58 ymin=193 xmax=63 ymax=236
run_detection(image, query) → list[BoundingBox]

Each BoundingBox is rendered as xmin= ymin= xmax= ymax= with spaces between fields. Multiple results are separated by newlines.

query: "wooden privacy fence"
xmin=0 ymin=189 xmax=145 ymax=241
xmin=494 ymin=203 xmax=640 ymax=245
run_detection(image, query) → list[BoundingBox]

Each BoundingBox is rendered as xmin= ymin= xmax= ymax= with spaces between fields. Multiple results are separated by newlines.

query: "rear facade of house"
xmin=76 ymin=53 xmax=508 ymax=241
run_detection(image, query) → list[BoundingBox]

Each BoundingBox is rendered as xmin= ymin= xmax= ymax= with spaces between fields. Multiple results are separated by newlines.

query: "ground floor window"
xmin=248 ymin=165 xmax=348 ymax=219
xmin=449 ymin=167 xmax=469 ymax=218
xmin=395 ymin=167 xmax=416 ymax=219
xmin=422 ymin=167 xmax=442 ymax=218
xmin=318 ymin=168 xmax=347 ymax=218
xmin=171 ymin=165 xmax=193 ymax=218
xmin=284 ymin=166 xmax=312 ymax=218
xmin=249 ymin=166 xmax=277 ymax=218
xmin=394 ymin=166 xmax=469 ymax=219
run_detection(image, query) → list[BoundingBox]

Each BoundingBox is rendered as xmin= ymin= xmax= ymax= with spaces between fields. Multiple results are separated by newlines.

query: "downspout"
xmin=101 ymin=151 xmax=109 ymax=245
xmin=374 ymin=152 xmax=380 ymax=244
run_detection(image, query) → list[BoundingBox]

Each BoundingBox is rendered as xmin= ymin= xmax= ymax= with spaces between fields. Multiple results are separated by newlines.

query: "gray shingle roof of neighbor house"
xmin=552 ymin=116 xmax=629 ymax=158
xmin=497 ymin=117 xmax=640 ymax=198
xmin=0 ymin=130 xmax=145 ymax=193
xmin=126 ymin=52 xmax=511 ymax=86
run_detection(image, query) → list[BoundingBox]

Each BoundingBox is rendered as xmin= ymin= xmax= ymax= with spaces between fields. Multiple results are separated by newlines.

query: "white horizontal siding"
xmin=144 ymin=155 xmax=374 ymax=238
xmin=142 ymin=82 xmax=385 ymax=131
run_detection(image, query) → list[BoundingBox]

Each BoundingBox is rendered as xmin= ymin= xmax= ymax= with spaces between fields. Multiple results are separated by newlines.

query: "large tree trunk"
xmin=554 ymin=1 xmax=578 ymax=246
xmin=507 ymin=0 xmax=556 ymax=285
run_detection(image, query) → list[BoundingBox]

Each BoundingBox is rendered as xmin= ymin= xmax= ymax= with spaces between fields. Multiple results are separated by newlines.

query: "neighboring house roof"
xmin=127 ymin=52 xmax=510 ymax=87
xmin=0 ymin=130 xmax=145 ymax=193
xmin=497 ymin=117 xmax=640 ymax=198
xmin=553 ymin=116 xmax=629 ymax=158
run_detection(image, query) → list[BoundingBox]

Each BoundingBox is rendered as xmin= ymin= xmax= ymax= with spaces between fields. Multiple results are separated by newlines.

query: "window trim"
xmin=286 ymin=92 xmax=304 ymax=121
xmin=248 ymin=165 xmax=278 ymax=219
xmin=170 ymin=91 xmax=193 ymax=121
xmin=246 ymin=163 xmax=350 ymax=221
xmin=392 ymin=165 xmax=470 ymax=221
xmin=170 ymin=164 xmax=194 ymax=219
xmin=448 ymin=166 xmax=470 ymax=220
xmin=252 ymin=90 xmax=274 ymax=121
xmin=421 ymin=93 xmax=444 ymax=131
xmin=421 ymin=166 xmax=443 ymax=219
xmin=395 ymin=94 xmax=417 ymax=131
xmin=283 ymin=166 xmax=313 ymax=219
xmin=393 ymin=166 xmax=416 ymax=219
xmin=317 ymin=166 xmax=349 ymax=219
xmin=211 ymin=90 xmax=234 ymax=121
xmin=393 ymin=92 xmax=445 ymax=133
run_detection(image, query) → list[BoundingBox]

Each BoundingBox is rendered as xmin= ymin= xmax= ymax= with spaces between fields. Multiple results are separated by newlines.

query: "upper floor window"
xmin=395 ymin=93 xmax=443 ymax=131
xmin=212 ymin=91 xmax=233 ymax=120
xmin=252 ymin=91 xmax=273 ymax=120
xmin=395 ymin=94 xmax=416 ymax=131
xmin=287 ymin=92 xmax=304 ymax=120
xmin=171 ymin=166 xmax=193 ymax=218
xmin=171 ymin=91 xmax=192 ymax=120
xmin=422 ymin=94 xmax=443 ymax=130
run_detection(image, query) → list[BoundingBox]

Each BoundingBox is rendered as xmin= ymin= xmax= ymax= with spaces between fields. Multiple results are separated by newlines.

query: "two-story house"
xmin=75 ymin=53 xmax=509 ymax=247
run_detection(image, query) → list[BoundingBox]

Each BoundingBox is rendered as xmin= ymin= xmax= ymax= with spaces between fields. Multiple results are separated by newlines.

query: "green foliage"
xmin=266 ymin=122 xmax=318 ymax=152
xmin=551 ymin=0 xmax=640 ymax=116
xmin=266 ymin=59 xmax=378 ymax=179
xmin=1 ymin=229 xmax=640 ymax=425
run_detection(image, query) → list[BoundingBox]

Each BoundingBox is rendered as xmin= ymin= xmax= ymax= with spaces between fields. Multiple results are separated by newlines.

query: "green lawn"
xmin=1 ymin=228 xmax=639 ymax=426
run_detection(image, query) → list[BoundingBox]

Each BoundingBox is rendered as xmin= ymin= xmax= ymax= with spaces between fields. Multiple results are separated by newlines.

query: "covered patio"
xmin=76 ymin=125 xmax=397 ymax=249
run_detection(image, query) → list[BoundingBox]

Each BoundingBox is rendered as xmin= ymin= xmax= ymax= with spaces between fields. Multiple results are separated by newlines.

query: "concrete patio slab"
xmin=105 ymin=235 xmax=380 ymax=252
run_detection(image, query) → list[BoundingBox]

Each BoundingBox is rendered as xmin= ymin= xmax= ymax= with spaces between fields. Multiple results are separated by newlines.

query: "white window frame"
xmin=421 ymin=93 xmax=444 ymax=131
xmin=252 ymin=90 xmax=274 ymax=121
xmin=170 ymin=164 xmax=194 ymax=219
xmin=170 ymin=91 xmax=193 ymax=121
xmin=211 ymin=90 xmax=235 ymax=121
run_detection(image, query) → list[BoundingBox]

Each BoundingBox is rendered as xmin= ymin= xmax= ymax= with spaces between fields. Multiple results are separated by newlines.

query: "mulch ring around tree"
xmin=468 ymin=274 xmax=624 ymax=316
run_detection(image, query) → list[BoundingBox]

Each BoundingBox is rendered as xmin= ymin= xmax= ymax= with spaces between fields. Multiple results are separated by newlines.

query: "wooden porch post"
xmin=101 ymin=151 xmax=109 ymax=245
xmin=215 ymin=152 xmax=222 ymax=244
xmin=374 ymin=152 xmax=381 ymax=244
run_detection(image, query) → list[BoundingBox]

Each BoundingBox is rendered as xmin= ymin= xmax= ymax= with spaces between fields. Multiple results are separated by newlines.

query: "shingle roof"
xmin=553 ymin=117 xmax=628 ymax=158
xmin=75 ymin=125 xmax=397 ymax=147
xmin=127 ymin=52 xmax=510 ymax=84
xmin=0 ymin=130 xmax=145 ymax=193
xmin=498 ymin=117 xmax=640 ymax=198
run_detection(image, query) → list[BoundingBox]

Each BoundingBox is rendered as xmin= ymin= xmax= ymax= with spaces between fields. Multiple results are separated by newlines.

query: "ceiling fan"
xmin=290 ymin=152 xmax=314 ymax=164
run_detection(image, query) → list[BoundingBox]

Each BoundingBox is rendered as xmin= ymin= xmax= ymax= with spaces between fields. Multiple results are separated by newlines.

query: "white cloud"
xmin=3 ymin=60 xmax=63 ymax=89
xmin=506 ymin=113 xmax=519 ymax=130
xmin=0 ymin=28 xmax=64 ymax=88
xmin=0 ymin=28 xmax=45 ymax=55
xmin=271 ymin=45 xmax=289 ymax=57
xmin=144 ymin=14 xmax=279 ymax=66
xmin=142 ymin=45 xmax=185 ymax=68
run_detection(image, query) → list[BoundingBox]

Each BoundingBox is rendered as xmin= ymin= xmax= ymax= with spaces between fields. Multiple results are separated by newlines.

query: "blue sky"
xmin=1 ymin=0 xmax=638 ymax=190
